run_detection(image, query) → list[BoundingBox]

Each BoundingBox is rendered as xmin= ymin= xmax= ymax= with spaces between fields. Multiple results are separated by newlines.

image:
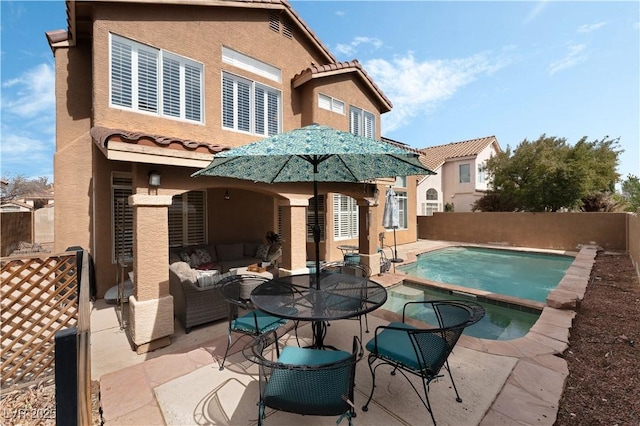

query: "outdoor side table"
xmin=250 ymin=272 xmax=387 ymax=349
xmin=337 ymin=245 xmax=360 ymax=263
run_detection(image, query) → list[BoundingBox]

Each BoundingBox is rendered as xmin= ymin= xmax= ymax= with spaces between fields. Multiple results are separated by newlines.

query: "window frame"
xmin=396 ymin=191 xmax=408 ymax=229
xmin=222 ymin=71 xmax=282 ymax=137
xmin=426 ymin=188 xmax=438 ymax=201
xmin=349 ymin=106 xmax=375 ymax=138
xmin=333 ymin=193 xmax=359 ymax=241
xmin=109 ymin=33 xmax=204 ymax=123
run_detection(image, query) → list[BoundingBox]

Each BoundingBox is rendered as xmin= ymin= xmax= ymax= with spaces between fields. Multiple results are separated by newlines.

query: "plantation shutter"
xmin=364 ymin=111 xmax=375 ymax=138
xmin=222 ymin=74 xmax=234 ymax=129
xmin=333 ymin=194 xmax=358 ymax=239
xmin=137 ymin=48 xmax=158 ymax=113
xmin=307 ymin=195 xmax=325 ymax=241
xmin=255 ymin=86 xmax=265 ymax=135
xmin=184 ymin=62 xmax=201 ymax=121
xmin=162 ymin=56 xmax=181 ymax=117
xmin=111 ymin=173 xmax=133 ymax=262
xmin=168 ymin=191 xmax=206 ymax=247
xmin=111 ymin=38 xmax=132 ymax=108
xmin=237 ymin=79 xmax=251 ymax=132
xmin=267 ymin=90 xmax=279 ymax=136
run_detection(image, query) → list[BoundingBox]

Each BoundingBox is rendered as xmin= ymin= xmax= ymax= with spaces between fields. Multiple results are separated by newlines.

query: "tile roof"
xmin=418 ymin=136 xmax=500 ymax=171
xmin=293 ymin=60 xmax=392 ymax=112
xmin=90 ymin=127 xmax=230 ymax=154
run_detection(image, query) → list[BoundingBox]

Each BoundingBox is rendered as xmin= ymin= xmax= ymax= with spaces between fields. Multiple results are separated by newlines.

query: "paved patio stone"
xmin=507 ymin=358 xmax=568 ymax=405
xmin=529 ymin=321 xmax=571 ymax=343
xmin=100 ymin=364 xmax=155 ymax=422
xmin=492 ymin=382 xmax=559 ymax=425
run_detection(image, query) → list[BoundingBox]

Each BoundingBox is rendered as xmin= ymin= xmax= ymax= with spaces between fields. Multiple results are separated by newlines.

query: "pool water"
xmin=399 ymin=246 xmax=573 ymax=302
xmin=383 ymin=284 xmax=539 ymax=340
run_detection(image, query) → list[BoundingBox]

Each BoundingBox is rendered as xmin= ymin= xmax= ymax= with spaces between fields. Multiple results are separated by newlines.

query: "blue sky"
xmin=1 ymin=0 xmax=639 ymax=184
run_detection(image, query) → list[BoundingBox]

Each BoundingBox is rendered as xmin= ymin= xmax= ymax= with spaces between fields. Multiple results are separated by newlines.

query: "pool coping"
xmin=370 ymin=242 xmax=598 ymax=425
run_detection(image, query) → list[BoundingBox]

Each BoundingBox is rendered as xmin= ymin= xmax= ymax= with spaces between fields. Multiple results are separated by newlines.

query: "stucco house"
xmin=417 ymin=136 xmax=501 ymax=214
xmin=46 ymin=0 xmax=423 ymax=352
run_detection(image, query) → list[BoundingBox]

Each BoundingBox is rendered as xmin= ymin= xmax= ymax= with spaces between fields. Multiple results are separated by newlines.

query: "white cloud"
xmin=548 ymin=43 xmax=586 ymax=75
xmin=1 ymin=63 xmax=56 ymax=178
xmin=334 ymin=36 xmax=383 ymax=58
xmin=577 ymin=22 xmax=607 ymax=33
xmin=364 ymin=51 xmax=510 ymax=133
xmin=1 ymin=63 xmax=55 ymax=118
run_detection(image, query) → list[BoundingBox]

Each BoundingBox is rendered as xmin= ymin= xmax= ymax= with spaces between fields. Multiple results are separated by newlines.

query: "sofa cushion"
xmin=206 ymin=244 xmax=218 ymax=262
xmin=196 ymin=270 xmax=220 ymax=288
xmin=216 ymin=243 xmax=244 ymax=262
xmin=169 ymin=251 xmax=181 ymax=264
xmin=189 ymin=253 xmax=202 ymax=268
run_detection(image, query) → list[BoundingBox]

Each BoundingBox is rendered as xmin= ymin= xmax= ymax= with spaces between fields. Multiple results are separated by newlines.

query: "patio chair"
xmin=362 ymin=299 xmax=485 ymax=425
xmin=245 ymin=330 xmax=362 ymax=426
xmin=320 ymin=261 xmax=372 ymax=341
xmin=218 ymin=274 xmax=291 ymax=370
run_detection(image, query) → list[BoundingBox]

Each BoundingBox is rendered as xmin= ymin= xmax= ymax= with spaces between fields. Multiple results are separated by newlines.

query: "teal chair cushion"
xmin=232 ymin=310 xmax=286 ymax=333
xmin=278 ymin=346 xmax=350 ymax=365
xmin=365 ymin=322 xmax=448 ymax=372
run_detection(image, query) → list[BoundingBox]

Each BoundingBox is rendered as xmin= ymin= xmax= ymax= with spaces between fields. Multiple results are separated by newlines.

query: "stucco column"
xmin=278 ymin=198 xmax=309 ymax=275
xmin=128 ymin=194 xmax=174 ymax=353
xmin=358 ymin=202 xmax=381 ymax=275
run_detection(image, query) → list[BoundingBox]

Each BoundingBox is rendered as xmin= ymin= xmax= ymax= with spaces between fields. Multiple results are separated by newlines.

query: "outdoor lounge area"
xmin=92 ymin=240 xmax=583 ymax=425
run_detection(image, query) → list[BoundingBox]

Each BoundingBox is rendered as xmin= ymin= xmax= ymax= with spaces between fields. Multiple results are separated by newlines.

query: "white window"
xmin=168 ymin=191 xmax=206 ymax=247
xmin=459 ymin=163 xmax=471 ymax=183
xmin=395 ymin=176 xmax=407 ymax=188
xmin=318 ymin=94 xmax=345 ymax=114
xmin=307 ymin=195 xmax=325 ymax=242
xmin=397 ymin=191 xmax=408 ymax=229
xmin=477 ymin=163 xmax=486 ymax=184
xmin=111 ymin=172 xmax=133 ymax=263
xmin=426 ymin=188 xmax=438 ymax=200
xmin=109 ymin=34 xmax=203 ymax=123
xmin=333 ymin=194 xmax=359 ymax=240
xmin=222 ymin=72 xmax=281 ymax=136
xmin=421 ymin=202 xmax=440 ymax=216
xmin=349 ymin=106 xmax=375 ymax=138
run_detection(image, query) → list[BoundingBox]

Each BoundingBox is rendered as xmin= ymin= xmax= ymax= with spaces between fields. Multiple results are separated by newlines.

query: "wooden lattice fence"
xmin=1 ymin=252 xmax=79 ymax=388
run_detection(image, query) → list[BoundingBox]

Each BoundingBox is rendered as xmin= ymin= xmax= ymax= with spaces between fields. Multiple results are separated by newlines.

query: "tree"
xmin=621 ymin=174 xmax=640 ymax=212
xmin=1 ymin=174 xmax=52 ymax=204
xmin=477 ymin=135 xmax=621 ymax=212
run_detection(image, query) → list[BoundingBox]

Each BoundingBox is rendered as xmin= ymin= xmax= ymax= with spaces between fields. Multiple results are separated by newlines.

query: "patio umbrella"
xmin=192 ymin=123 xmax=434 ymax=287
xmin=382 ymin=187 xmax=402 ymax=269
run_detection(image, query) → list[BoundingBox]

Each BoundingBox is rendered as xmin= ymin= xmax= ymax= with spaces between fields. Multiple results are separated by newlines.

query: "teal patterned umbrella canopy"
xmin=193 ymin=124 xmax=434 ymax=286
xmin=192 ymin=124 xmax=433 ymax=183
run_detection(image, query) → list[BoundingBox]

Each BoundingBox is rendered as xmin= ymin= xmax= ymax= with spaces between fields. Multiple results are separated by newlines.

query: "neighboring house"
xmin=417 ymin=136 xmax=501 ymax=214
xmin=0 ymin=201 xmax=33 ymax=213
xmin=46 ymin=0 xmax=421 ymax=352
xmin=17 ymin=190 xmax=55 ymax=210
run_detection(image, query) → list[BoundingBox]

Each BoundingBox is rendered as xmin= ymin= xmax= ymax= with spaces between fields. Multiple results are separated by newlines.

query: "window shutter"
xmin=162 ymin=56 xmax=181 ymax=117
xmin=349 ymin=108 xmax=360 ymax=134
xmin=168 ymin=194 xmax=184 ymax=247
xmin=255 ymin=86 xmax=265 ymax=135
xmin=111 ymin=38 xmax=132 ymax=108
xmin=364 ymin=111 xmax=375 ymax=138
xmin=184 ymin=62 xmax=201 ymax=121
xmin=237 ymin=79 xmax=251 ymax=132
xmin=222 ymin=74 xmax=234 ymax=129
xmin=307 ymin=196 xmax=325 ymax=241
xmin=186 ymin=191 xmax=205 ymax=245
xmin=267 ymin=90 xmax=279 ymax=136
xmin=112 ymin=173 xmax=133 ymax=262
xmin=319 ymin=94 xmax=331 ymax=110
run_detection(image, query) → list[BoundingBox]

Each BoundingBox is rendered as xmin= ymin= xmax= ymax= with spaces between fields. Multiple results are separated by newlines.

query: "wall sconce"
xmin=224 ymin=189 xmax=230 ymax=200
xmin=365 ymin=186 xmax=380 ymax=206
xmin=148 ymin=171 xmax=161 ymax=187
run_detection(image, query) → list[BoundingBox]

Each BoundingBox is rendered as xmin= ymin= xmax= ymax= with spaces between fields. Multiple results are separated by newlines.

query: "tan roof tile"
xmin=419 ymin=136 xmax=500 ymax=171
xmin=90 ymin=127 xmax=229 ymax=154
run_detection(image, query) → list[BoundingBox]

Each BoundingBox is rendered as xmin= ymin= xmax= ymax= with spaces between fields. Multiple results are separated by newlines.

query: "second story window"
xmin=319 ymin=94 xmax=345 ymax=114
xmin=426 ymin=188 xmax=438 ymax=200
xmin=222 ymin=72 xmax=281 ymax=136
xmin=349 ymin=106 xmax=375 ymax=138
xmin=477 ymin=164 xmax=486 ymax=183
xmin=459 ymin=163 xmax=471 ymax=183
xmin=110 ymin=34 xmax=203 ymax=123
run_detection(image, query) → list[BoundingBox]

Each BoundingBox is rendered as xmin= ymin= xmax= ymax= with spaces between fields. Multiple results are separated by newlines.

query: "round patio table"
xmin=250 ymin=272 xmax=387 ymax=349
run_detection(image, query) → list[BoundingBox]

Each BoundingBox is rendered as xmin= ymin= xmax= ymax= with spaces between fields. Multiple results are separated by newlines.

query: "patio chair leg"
xmin=444 ymin=360 xmax=462 ymax=402
xmin=361 ymin=357 xmax=378 ymax=412
xmin=219 ymin=333 xmax=232 ymax=371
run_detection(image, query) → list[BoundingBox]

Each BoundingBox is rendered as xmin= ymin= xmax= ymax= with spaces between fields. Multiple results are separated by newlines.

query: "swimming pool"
xmin=399 ymin=246 xmax=574 ymax=302
xmin=383 ymin=283 xmax=540 ymax=340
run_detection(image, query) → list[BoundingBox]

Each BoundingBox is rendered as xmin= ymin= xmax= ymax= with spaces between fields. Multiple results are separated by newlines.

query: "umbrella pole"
xmin=312 ymin=163 xmax=321 ymax=288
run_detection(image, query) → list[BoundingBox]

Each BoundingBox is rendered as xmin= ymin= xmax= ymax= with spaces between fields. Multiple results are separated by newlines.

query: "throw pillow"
xmin=189 ymin=253 xmax=201 ymax=268
xmin=179 ymin=250 xmax=191 ymax=264
xmin=196 ymin=262 xmax=217 ymax=271
xmin=195 ymin=248 xmax=212 ymax=264
xmin=255 ymin=244 xmax=270 ymax=260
